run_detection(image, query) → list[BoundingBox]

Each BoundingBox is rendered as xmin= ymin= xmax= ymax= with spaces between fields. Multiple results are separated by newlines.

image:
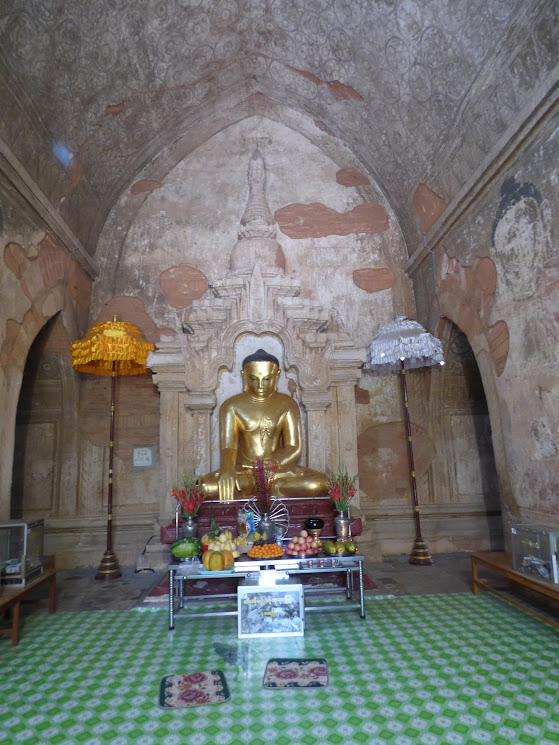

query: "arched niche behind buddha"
xmin=146 ymin=142 xmax=369 ymax=521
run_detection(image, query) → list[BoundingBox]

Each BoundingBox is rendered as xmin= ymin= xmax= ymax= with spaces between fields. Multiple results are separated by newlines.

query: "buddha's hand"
xmin=217 ymin=470 xmax=236 ymax=502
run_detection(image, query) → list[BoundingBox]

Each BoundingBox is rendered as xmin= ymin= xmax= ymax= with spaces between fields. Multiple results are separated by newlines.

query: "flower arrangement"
xmin=250 ymin=457 xmax=278 ymax=514
xmin=172 ymin=472 xmax=204 ymax=518
xmin=327 ymin=463 xmax=357 ymax=512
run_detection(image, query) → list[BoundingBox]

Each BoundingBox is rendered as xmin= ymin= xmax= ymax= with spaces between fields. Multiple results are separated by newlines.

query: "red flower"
xmin=327 ymin=464 xmax=357 ymax=511
xmin=171 ymin=475 xmax=204 ymax=517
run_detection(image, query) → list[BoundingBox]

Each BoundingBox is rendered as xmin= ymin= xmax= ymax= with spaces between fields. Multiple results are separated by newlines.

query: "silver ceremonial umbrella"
xmin=364 ymin=316 xmax=444 ymax=565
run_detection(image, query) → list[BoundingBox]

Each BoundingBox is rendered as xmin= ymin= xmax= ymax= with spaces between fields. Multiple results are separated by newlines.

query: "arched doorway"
xmin=11 ymin=313 xmax=79 ymax=520
xmin=434 ymin=318 xmax=503 ymax=551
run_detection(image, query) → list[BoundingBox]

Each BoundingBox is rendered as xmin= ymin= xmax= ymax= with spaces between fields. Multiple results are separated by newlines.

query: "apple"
xmin=300 ymin=530 xmax=308 ymax=538
xmin=292 ymin=536 xmax=299 ymax=544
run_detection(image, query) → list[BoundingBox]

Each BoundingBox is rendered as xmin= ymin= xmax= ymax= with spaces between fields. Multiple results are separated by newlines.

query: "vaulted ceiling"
xmin=1 ymin=0 xmax=557 ymax=261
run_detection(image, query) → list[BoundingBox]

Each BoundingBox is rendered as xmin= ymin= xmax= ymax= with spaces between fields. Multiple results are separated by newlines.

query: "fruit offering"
xmin=322 ymin=539 xmax=356 ymax=555
xmin=285 ymin=529 xmax=322 ymax=557
xmin=171 ymin=537 xmax=203 ymax=559
xmin=247 ymin=543 xmax=284 ymax=559
xmin=202 ymin=549 xmax=236 ymax=571
xmin=207 ymin=534 xmax=240 ymax=558
xmin=201 ymin=512 xmax=225 ymax=546
xmin=244 ymin=531 xmax=267 ymax=542
xmin=201 ymin=512 xmax=225 ymax=543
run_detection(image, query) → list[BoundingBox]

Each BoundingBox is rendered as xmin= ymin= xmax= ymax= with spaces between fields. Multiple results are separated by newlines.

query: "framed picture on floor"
xmin=238 ymin=583 xmax=304 ymax=638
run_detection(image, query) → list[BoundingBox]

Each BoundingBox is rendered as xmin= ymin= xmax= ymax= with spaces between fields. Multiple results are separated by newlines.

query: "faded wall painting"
xmin=438 ymin=116 xmax=559 ymax=528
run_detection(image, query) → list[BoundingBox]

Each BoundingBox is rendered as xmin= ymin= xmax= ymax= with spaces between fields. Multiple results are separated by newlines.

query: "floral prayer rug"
xmin=263 ymin=658 xmax=328 ymax=688
xmin=159 ymin=670 xmax=230 ymax=708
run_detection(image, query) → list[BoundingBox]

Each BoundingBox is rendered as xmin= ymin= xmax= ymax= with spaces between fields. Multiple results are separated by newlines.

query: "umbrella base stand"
xmin=409 ymin=538 xmax=433 ymax=566
xmin=95 ymin=550 xmax=122 ymax=581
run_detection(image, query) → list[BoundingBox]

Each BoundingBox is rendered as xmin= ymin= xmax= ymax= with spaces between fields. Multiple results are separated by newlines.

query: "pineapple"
xmin=208 ymin=511 xmax=223 ymax=540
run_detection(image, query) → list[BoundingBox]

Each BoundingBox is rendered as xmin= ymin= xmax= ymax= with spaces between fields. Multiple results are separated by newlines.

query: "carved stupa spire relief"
xmin=239 ymin=149 xmax=276 ymax=239
xmin=231 ymin=148 xmax=285 ymax=274
xmin=148 ymin=145 xmax=366 ymax=502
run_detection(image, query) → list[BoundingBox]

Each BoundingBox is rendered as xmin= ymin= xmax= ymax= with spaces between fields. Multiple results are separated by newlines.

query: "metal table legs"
xmin=358 ymin=560 xmax=365 ymax=618
xmin=168 ymin=567 xmax=175 ymax=630
xmin=167 ymin=557 xmax=367 ymax=627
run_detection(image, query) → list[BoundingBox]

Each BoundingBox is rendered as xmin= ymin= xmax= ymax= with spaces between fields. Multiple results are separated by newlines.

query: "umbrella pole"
xmin=96 ymin=362 xmax=122 ymax=580
xmin=401 ymin=360 xmax=433 ymax=566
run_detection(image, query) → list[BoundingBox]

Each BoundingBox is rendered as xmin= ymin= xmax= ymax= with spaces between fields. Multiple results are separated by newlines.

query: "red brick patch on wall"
xmin=159 ymin=265 xmax=209 ymax=309
xmin=2 ymin=235 xmax=91 ymax=371
xmin=275 ymin=203 xmax=389 ymax=239
xmin=358 ymin=421 xmax=436 ymax=500
xmin=326 ymin=81 xmax=363 ymax=101
xmin=131 ymin=179 xmax=163 ymax=195
xmin=438 ymin=249 xmax=509 ymax=375
xmin=336 ymin=168 xmax=370 ymax=187
xmin=94 ymin=296 xmax=165 ymax=345
xmin=105 ymin=102 xmax=125 ymax=115
xmin=355 ymin=386 xmax=370 ymax=404
xmin=413 ymin=183 xmax=447 ymax=233
xmin=4 ymin=242 xmax=27 ymax=279
xmin=353 ymin=268 xmax=395 ymax=293
xmin=287 ymin=66 xmax=364 ymax=101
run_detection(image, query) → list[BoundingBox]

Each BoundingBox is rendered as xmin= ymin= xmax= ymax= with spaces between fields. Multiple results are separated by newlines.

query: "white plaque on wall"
xmin=131 ymin=445 xmax=157 ymax=471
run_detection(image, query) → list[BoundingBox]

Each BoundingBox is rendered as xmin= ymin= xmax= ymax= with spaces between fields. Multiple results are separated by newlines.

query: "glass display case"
xmin=0 ymin=519 xmax=44 ymax=586
xmin=511 ymin=523 xmax=559 ymax=585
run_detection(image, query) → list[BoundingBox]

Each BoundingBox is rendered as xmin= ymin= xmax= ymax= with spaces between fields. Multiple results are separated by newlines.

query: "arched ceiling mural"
xmin=1 ymin=0 xmax=557 ymax=257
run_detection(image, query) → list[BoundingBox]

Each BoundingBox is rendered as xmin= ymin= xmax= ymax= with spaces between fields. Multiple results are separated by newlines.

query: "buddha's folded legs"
xmin=271 ymin=466 xmax=328 ymax=498
xmin=200 ymin=466 xmax=328 ymax=500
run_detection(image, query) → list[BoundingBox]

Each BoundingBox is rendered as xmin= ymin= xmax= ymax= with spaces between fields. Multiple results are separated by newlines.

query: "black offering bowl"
xmin=305 ymin=516 xmax=324 ymax=540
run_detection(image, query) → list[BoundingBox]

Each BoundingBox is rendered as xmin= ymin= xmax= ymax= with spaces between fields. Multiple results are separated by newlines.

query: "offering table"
xmin=167 ymin=553 xmax=366 ymax=631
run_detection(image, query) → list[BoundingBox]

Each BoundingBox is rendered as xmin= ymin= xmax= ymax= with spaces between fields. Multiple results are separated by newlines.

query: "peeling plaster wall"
xmin=94 ymin=117 xmax=411 ymax=345
xmin=356 ymin=317 xmax=503 ymax=558
xmin=1 ymin=2 xmax=557 ymax=567
xmin=0 ymin=174 xmax=91 ymax=526
xmin=88 ymin=115 xmax=503 ymax=560
xmin=423 ymin=112 xmax=559 ymax=536
xmin=90 ymin=116 xmax=422 ymax=558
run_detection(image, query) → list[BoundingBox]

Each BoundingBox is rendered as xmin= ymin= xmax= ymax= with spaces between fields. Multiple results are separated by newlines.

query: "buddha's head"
xmin=241 ymin=349 xmax=281 ymax=399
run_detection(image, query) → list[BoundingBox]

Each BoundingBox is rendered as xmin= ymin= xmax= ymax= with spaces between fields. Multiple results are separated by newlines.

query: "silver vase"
xmin=334 ymin=510 xmax=351 ymax=542
xmin=258 ymin=512 xmax=275 ymax=539
xmin=181 ymin=515 xmax=198 ymax=539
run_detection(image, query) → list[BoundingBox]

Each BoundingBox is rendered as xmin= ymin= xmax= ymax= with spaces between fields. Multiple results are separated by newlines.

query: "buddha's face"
xmin=242 ymin=360 xmax=280 ymax=399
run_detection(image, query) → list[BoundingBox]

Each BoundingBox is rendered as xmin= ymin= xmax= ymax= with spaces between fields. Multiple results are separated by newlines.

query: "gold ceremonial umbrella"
xmin=71 ymin=318 xmax=154 ymax=580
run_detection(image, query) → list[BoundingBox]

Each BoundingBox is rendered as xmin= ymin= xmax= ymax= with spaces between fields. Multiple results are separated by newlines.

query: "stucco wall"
xmin=2 ymin=113 xmax=517 ymax=567
xmin=0 ymin=174 xmax=91 ymax=523
xmin=94 ymin=117 xmax=409 ymax=341
xmin=423 ymin=111 xmax=559 ymax=538
xmin=79 ymin=116 xmax=502 ymax=562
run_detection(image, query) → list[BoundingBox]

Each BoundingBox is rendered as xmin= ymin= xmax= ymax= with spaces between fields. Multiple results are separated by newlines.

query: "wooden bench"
xmin=0 ymin=561 xmax=57 ymax=647
xmin=471 ymin=551 xmax=559 ymax=630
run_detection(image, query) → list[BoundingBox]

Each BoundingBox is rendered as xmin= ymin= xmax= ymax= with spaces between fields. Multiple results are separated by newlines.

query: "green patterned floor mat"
xmin=1 ymin=593 xmax=558 ymax=745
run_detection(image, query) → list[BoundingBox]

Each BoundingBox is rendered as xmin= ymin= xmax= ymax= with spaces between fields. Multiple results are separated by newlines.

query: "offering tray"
xmin=320 ymin=551 xmax=356 ymax=558
xmin=235 ymin=542 xmax=253 ymax=554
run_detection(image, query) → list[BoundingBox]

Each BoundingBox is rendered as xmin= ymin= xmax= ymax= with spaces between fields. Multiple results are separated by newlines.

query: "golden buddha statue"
xmin=200 ymin=349 xmax=328 ymax=502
